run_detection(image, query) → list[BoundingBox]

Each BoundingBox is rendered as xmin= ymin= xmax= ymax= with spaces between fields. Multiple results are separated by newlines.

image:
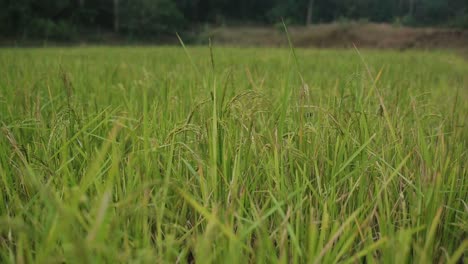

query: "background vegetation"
xmin=0 ymin=0 xmax=467 ymax=41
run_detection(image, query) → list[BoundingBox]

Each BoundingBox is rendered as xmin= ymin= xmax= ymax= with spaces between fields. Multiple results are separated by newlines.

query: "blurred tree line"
xmin=0 ymin=0 xmax=467 ymax=40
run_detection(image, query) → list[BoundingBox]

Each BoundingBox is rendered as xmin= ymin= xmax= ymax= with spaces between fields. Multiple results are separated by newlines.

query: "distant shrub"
xmin=401 ymin=15 xmax=416 ymax=27
xmin=29 ymin=19 xmax=76 ymax=41
xmin=448 ymin=12 xmax=468 ymax=29
xmin=337 ymin=16 xmax=350 ymax=25
xmin=336 ymin=16 xmax=352 ymax=31
xmin=393 ymin=17 xmax=403 ymax=27
xmin=120 ymin=0 xmax=185 ymax=37
xmin=274 ymin=19 xmax=292 ymax=32
xmin=357 ymin=18 xmax=369 ymax=25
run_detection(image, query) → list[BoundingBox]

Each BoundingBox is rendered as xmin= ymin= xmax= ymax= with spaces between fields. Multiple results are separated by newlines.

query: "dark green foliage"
xmin=120 ymin=0 xmax=185 ymax=36
xmin=0 ymin=0 xmax=466 ymax=40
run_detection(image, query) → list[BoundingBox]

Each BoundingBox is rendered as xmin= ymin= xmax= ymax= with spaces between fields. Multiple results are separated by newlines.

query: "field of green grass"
xmin=0 ymin=47 xmax=467 ymax=263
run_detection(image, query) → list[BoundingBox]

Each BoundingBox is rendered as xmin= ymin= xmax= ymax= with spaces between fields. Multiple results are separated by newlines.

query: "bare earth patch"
xmin=206 ymin=23 xmax=468 ymax=50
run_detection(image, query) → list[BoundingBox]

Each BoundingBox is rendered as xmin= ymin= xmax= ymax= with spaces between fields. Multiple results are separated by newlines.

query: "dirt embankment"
xmin=205 ymin=23 xmax=468 ymax=50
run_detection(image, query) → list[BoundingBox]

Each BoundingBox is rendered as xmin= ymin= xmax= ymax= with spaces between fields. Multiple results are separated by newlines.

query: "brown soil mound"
xmin=206 ymin=23 xmax=468 ymax=50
